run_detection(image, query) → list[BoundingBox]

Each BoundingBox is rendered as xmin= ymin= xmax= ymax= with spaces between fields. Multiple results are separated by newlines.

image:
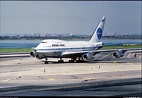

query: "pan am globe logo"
xmin=97 ymin=28 xmax=102 ymax=39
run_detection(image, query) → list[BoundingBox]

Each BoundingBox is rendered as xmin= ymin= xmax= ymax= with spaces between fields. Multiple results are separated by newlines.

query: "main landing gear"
xmin=44 ymin=57 xmax=84 ymax=64
xmin=44 ymin=58 xmax=48 ymax=64
xmin=69 ymin=58 xmax=76 ymax=63
xmin=58 ymin=58 xmax=64 ymax=63
xmin=44 ymin=58 xmax=64 ymax=64
xmin=69 ymin=57 xmax=84 ymax=63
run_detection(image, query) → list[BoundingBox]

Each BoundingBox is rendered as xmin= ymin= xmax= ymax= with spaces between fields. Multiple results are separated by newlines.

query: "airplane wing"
xmin=61 ymin=48 xmax=141 ymax=58
xmin=94 ymin=48 xmax=141 ymax=53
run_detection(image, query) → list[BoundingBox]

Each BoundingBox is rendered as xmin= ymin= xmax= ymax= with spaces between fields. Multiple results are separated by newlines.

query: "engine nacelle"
xmin=113 ymin=50 xmax=124 ymax=58
xmin=82 ymin=52 xmax=94 ymax=61
xmin=30 ymin=52 xmax=43 ymax=59
xmin=30 ymin=52 xmax=35 ymax=57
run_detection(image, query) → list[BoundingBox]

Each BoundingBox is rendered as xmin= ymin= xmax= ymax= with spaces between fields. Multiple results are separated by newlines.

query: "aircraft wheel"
xmin=69 ymin=60 xmax=74 ymax=63
xmin=76 ymin=60 xmax=84 ymax=63
xmin=58 ymin=60 xmax=64 ymax=63
xmin=44 ymin=61 xmax=49 ymax=64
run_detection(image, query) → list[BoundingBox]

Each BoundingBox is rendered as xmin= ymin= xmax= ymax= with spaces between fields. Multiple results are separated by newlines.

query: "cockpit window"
xmin=41 ymin=41 xmax=47 ymax=43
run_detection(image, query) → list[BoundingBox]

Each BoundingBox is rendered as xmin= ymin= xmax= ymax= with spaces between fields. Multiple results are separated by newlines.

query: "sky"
xmin=0 ymin=1 xmax=141 ymax=35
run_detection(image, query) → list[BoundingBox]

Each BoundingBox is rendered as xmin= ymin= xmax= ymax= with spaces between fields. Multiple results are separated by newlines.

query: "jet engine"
xmin=30 ymin=52 xmax=35 ymax=57
xmin=30 ymin=52 xmax=43 ymax=59
xmin=82 ymin=52 xmax=94 ymax=61
xmin=112 ymin=50 xmax=125 ymax=58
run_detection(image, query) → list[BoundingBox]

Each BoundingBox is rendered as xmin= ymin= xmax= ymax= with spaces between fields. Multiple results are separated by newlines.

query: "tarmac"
xmin=0 ymin=51 xmax=141 ymax=96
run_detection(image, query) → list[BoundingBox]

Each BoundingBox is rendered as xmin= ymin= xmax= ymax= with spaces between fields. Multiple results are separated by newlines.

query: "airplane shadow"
xmin=40 ymin=59 xmax=127 ymax=64
xmin=40 ymin=52 xmax=141 ymax=64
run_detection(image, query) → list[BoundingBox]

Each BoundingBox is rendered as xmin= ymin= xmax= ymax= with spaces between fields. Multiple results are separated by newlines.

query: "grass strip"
xmin=0 ymin=48 xmax=34 ymax=53
xmin=101 ymin=44 xmax=142 ymax=49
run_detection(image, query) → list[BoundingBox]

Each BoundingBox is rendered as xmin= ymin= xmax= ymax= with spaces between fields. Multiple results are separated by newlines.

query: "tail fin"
xmin=89 ymin=16 xmax=106 ymax=43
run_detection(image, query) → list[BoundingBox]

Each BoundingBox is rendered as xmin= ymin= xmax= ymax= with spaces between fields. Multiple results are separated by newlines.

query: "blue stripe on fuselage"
xmin=36 ymin=46 xmax=100 ymax=52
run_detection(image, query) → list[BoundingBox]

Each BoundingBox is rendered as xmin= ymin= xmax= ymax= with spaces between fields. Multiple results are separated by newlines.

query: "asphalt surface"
xmin=0 ymin=78 xmax=141 ymax=96
xmin=0 ymin=51 xmax=141 ymax=97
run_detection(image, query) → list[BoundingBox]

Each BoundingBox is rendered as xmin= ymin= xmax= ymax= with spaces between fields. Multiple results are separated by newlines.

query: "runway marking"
xmin=48 ymin=78 xmax=57 ymax=81
xmin=113 ymin=61 xmax=118 ymax=64
xmin=127 ymin=53 xmax=131 ymax=57
xmin=83 ymin=78 xmax=97 ymax=82
xmin=3 ymin=79 xmax=11 ymax=82
xmin=99 ymin=52 xmax=111 ymax=60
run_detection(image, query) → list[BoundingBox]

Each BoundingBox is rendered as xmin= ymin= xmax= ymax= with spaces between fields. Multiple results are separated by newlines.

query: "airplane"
xmin=30 ymin=16 xmax=141 ymax=64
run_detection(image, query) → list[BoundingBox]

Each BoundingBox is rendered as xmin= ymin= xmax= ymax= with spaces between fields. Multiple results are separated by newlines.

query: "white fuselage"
xmin=31 ymin=16 xmax=106 ymax=60
xmin=35 ymin=39 xmax=102 ymax=58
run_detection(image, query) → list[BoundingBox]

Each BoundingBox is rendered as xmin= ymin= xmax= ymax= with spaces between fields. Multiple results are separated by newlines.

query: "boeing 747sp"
xmin=30 ymin=16 xmax=141 ymax=64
